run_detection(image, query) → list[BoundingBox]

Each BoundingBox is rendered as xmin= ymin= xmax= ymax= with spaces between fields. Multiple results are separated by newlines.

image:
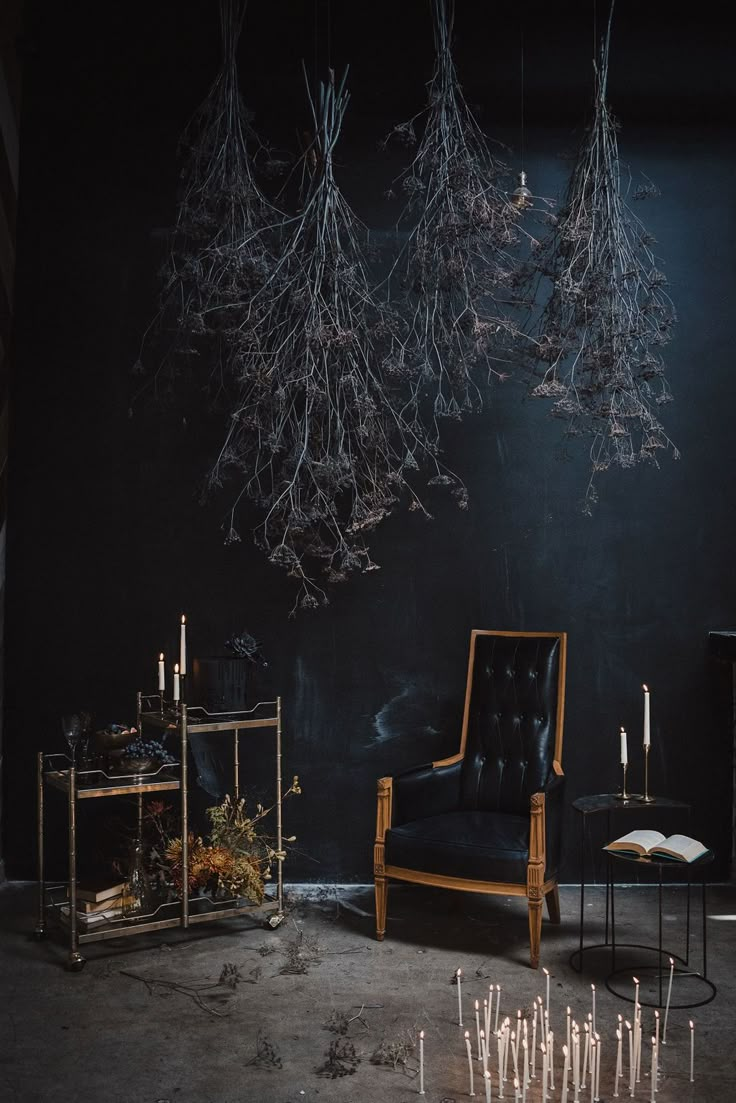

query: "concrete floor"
xmin=1 ymin=881 xmax=734 ymax=1103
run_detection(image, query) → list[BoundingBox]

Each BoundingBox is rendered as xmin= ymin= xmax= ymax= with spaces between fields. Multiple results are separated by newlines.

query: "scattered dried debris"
xmin=279 ymin=928 xmax=322 ymax=975
xmin=219 ymin=962 xmax=243 ymax=989
xmin=316 ymin=1038 xmax=360 ymax=1079
xmin=323 ymin=1005 xmax=371 ymax=1035
xmin=370 ymin=1034 xmax=416 ymax=1073
xmin=119 ymin=961 xmax=246 ymax=1018
xmin=247 ymin=1031 xmax=282 ymax=1070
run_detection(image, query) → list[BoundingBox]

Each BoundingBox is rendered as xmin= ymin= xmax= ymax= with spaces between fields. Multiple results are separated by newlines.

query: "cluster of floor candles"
xmin=416 ymin=967 xmax=695 ymax=1100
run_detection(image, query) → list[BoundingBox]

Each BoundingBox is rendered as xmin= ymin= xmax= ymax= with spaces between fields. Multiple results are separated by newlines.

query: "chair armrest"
xmin=391 ymin=758 xmax=463 ymax=827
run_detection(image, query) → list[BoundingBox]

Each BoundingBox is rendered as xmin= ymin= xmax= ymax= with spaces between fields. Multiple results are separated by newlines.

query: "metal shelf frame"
xmin=36 ymin=696 xmax=286 ymax=970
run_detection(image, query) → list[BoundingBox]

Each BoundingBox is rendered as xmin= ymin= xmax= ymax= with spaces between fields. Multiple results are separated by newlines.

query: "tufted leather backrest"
xmin=458 ymin=633 xmax=562 ymax=815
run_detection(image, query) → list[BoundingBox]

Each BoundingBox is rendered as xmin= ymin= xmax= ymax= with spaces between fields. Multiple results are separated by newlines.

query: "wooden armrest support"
xmin=375 ymin=776 xmax=393 ymax=844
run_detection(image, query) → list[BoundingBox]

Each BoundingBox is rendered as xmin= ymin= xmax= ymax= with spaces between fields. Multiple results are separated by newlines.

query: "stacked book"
xmin=60 ymin=879 xmax=134 ymax=927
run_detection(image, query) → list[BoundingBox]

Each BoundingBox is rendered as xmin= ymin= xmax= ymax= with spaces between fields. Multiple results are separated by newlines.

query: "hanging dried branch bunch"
xmin=385 ymin=0 xmax=531 ymax=432
xmin=528 ymin=9 xmax=678 ymax=512
xmin=210 ymin=71 xmax=462 ymax=613
xmin=136 ymin=0 xmax=283 ymax=400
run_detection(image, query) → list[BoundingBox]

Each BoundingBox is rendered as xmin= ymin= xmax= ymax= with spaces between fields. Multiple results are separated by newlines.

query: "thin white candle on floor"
xmin=594 ymin=1033 xmax=601 ymax=1102
xmin=591 ymin=985 xmax=596 ymax=1034
xmin=476 ymin=1000 xmax=482 ymax=1060
xmin=419 ymin=1030 xmax=425 ymax=1095
xmin=581 ymin=1023 xmax=589 ymax=1090
xmin=495 ymin=985 xmax=502 ymax=1034
xmin=531 ymin=1002 xmax=538 ymax=1079
xmin=457 ymin=968 xmax=464 ymax=1026
xmin=488 ymin=986 xmax=494 ymax=1037
xmin=650 ymin=1036 xmax=656 ymax=1103
xmin=614 ymin=1029 xmax=622 ymax=1098
xmin=628 ymin=1022 xmax=635 ymax=1098
xmin=515 ymin=1011 xmax=522 ymax=1069
xmin=573 ymin=1026 xmax=580 ymax=1103
xmin=497 ymin=1031 xmax=505 ymax=1100
xmin=561 ymin=1042 xmax=570 ymax=1103
xmin=522 ymin=1037 xmax=529 ymax=1103
xmin=481 ymin=1030 xmax=488 ymax=1076
xmin=465 ymin=1031 xmax=476 ymax=1097
xmin=589 ymin=1037 xmax=595 ymax=1103
xmin=543 ymin=967 xmax=550 ymax=1024
xmin=689 ymin=1021 xmax=695 ymax=1083
xmin=485 ymin=997 xmax=491 ymax=1042
xmin=662 ymin=958 xmax=674 ymax=1043
xmin=511 ymin=1032 xmax=518 ymax=1081
xmin=514 ymin=1076 xmax=520 ymax=1103
xmin=566 ymin=1005 xmax=571 ymax=1055
xmin=548 ymin=1031 xmax=555 ymax=1089
xmin=541 ymin=1043 xmax=548 ymax=1103
xmin=503 ymin=1019 xmax=511 ymax=1083
xmin=484 ymin=1069 xmax=492 ymax=1103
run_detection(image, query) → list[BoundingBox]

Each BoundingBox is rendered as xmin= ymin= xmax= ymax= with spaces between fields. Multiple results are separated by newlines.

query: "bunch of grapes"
xmin=126 ymin=736 xmax=177 ymax=765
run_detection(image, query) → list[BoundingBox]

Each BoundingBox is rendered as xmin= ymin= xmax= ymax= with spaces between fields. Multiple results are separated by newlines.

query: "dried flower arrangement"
xmin=208 ymin=70 xmax=462 ymax=613
xmin=143 ymin=778 xmax=300 ymax=904
xmin=526 ymin=3 xmax=678 ymax=512
xmin=134 ymin=0 xmax=284 ymax=405
xmin=384 ymin=0 xmax=532 ymax=431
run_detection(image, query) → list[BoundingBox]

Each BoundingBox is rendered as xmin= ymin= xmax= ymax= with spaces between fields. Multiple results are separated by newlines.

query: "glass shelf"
xmin=44 ymin=764 xmax=180 ymax=799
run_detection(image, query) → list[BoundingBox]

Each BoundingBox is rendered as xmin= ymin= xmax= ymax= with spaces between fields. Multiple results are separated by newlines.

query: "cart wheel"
xmin=66 ymin=954 xmax=87 ymax=972
xmin=265 ymin=912 xmax=284 ymax=930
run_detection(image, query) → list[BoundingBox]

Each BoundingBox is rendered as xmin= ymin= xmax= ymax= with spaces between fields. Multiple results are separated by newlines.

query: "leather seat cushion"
xmin=385 ymin=810 xmax=530 ymax=885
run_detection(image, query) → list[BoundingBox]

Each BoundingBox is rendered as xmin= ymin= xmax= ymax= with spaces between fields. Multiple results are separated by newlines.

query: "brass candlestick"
xmin=638 ymin=744 xmax=655 ymax=803
xmin=615 ymin=761 xmax=631 ymax=801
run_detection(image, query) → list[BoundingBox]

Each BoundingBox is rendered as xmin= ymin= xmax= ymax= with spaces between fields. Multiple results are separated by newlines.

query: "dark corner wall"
xmin=3 ymin=2 xmax=736 ymax=885
xmin=0 ymin=0 xmax=23 ymax=885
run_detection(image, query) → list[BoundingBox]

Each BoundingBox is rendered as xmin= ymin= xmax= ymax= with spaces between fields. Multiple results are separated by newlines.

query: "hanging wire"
xmin=520 ymin=22 xmax=525 ymax=173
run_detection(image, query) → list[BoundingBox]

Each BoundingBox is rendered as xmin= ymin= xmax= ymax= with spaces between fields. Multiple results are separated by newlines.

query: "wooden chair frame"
xmin=374 ymin=629 xmax=567 ymax=968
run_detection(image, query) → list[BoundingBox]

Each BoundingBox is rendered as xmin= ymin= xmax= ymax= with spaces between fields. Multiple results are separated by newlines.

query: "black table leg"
xmin=685 ymin=865 xmax=692 ymax=967
xmin=702 ymin=873 xmax=708 ymax=979
xmin=579 ymin=810 xmax=586 ymax=971
xmin=610 ymin=853 xmax=616 ymax=972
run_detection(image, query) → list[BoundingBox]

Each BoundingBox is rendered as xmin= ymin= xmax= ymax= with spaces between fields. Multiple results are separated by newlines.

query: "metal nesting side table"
xmin=36 ymin=696 xmax=287 ymax=970
xmin=570 ymin=793 xmax=691 ymax=973
xmin=605 ymin=848 xmax=716 ymax=1009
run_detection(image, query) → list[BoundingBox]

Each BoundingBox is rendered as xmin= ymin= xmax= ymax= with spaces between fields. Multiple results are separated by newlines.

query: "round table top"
xmin=572 ymin=793 xmax=690 ymax=814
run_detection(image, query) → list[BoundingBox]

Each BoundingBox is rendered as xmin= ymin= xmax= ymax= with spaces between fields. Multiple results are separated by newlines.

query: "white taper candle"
xmin=419 ymin=1030 xmax=425 ymax=1095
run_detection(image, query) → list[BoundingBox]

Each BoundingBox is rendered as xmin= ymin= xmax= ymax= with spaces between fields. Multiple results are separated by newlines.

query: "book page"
xmin=652 ymin=834 xmax=708 ymax=863
xmin=606 ymin=829 xmax=667 ymax=853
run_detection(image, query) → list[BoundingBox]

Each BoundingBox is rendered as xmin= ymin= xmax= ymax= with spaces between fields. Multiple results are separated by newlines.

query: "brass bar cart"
xmin=36 ymin=696 xmax=287 ymax=970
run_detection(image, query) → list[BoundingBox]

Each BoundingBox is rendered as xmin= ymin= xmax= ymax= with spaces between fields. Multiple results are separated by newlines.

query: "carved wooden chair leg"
xmin=546 ymin=883 xmax=561 ymax=924
xmin=374 ymin=875 xmax=388 ymax=941
xmin=528 ymin=894 xmax=543 ymax=969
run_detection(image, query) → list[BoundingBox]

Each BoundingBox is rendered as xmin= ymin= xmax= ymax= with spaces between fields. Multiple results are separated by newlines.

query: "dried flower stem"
xmin=528 ymin=1 xmax=678 ymax=511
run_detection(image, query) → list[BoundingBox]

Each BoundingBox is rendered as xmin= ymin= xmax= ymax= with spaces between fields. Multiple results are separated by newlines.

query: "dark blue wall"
xmin=4 ymin=1 xmax=735 ymax=882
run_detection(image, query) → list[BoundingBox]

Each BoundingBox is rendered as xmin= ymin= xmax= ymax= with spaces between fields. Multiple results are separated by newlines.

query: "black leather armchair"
xmin=374 ymin=630 xmax=567 ymax=968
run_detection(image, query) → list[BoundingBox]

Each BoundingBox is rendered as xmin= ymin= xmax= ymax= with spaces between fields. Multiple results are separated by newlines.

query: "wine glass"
xmin=61 ymin=714 xmax=82 ymax=768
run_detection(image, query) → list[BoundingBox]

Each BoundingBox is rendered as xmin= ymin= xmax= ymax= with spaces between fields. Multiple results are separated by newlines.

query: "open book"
xmin=604 ymin=830 xmax=709 ymax=863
